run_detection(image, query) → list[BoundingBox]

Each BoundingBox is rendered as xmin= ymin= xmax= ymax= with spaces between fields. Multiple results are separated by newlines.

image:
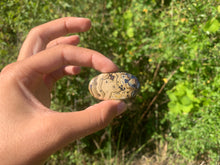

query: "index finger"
xmin=18 ymin=17 xmax=91 ymax=60
xmin=19 ymin=45 xmax=118 ymax=79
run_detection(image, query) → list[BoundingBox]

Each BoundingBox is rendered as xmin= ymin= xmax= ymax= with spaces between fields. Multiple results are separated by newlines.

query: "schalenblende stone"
xmin=88 ymin=72 xmax=140 ymax=100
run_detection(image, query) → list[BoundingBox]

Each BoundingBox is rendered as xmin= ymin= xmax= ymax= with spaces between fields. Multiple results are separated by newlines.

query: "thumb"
xmin=48 ymin=100 xmax=127 ymax=148
xmin=13 ymin=100 xmax=126 ymax=164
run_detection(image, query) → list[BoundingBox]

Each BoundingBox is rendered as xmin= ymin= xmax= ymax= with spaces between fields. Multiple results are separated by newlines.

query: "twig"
xmin=138 ymin=67 xmax=179 ymax=123
xmin=124 ymin=67 xmax=179 ymax=150
xmin=93 ymin=139 xmax=105 ymax=160
xmin=153 ymin=62 xmax=161 ymax=82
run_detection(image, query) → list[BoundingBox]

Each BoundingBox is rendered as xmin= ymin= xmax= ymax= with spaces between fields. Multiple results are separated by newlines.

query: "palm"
xmin=34 ymin=78 xmax=51 ymax=107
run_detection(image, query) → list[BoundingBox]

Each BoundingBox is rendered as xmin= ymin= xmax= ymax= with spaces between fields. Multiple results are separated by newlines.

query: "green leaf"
xmin=181 ymin=104 xmax=193 ymax=114
xmin=168 ymin=102 xmax=181 ymax=114
xmin=167 ymin=92 xmax=178 ymax=102
xmin=186 ymin=89 xmax=194 ymax=100
xmin=180 ymin=66 xmax=185 ymax=72
xmin=106 ymin=1 xmax=112 ymax=9
xmin=203 ymin=18 xmax=220 ymax=33
xmin=180 ymin=96 xmax=192 ymax=106
xmin=126 ymin=27 xmax=134 ymax=38
xmin=123 ymin=9 xmax=133 ymax=20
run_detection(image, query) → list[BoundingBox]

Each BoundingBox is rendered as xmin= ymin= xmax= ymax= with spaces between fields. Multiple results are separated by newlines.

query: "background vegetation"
xmin=0 ymin=0 xmax=219 ymax=164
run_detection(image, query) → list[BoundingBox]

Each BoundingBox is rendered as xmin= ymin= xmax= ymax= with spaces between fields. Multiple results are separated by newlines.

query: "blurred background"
xmin=0 ymin=0 xmax=219 ymax=164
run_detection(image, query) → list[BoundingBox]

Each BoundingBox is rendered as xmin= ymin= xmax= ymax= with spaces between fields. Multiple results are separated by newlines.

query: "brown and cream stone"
xmin=88 ymin=72 xmax=140 ymax=100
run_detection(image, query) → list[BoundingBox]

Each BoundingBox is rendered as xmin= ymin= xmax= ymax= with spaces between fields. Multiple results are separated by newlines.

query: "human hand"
xmin=0 ymin=17 xmax=126 ymax=165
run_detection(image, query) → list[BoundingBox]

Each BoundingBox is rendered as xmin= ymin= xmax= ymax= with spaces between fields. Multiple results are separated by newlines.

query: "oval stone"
xmin=88 ymin=72 xmax=140 ymax=100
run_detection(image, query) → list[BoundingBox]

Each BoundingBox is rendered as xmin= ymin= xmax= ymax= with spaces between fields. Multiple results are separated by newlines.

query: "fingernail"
xmin=117 ymin=101 xmax=127 ymax=116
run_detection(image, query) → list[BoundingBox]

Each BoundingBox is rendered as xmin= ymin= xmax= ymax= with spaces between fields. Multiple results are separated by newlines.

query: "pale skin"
xmin=0 ymin=17 xmax=127 ymax=165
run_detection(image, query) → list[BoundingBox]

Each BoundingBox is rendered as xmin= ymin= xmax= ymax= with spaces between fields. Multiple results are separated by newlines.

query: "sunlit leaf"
xmin=203 ymin=18 xmax=220 ymax=33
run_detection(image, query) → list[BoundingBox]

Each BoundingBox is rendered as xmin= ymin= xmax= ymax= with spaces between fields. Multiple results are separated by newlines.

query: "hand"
xmin=0 ymin=17 xmax=126 ymax=165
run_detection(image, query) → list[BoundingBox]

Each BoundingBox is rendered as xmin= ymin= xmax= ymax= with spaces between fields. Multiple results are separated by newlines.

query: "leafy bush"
xmin=0 ymin=0 xmax=219 ymax=164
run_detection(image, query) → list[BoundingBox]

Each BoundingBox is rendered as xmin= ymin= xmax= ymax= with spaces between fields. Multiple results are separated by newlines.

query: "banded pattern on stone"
xmin=88 ymin=72 xmax=140 ymax=100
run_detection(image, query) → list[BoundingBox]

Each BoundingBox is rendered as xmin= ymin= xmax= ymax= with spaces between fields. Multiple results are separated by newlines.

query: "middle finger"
xmin=18 ymin=17 xmax=91 ymax=60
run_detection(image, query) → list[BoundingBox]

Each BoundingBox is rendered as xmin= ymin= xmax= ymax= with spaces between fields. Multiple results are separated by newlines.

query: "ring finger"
xmin=46 ymin=35 xmax=80 ymax=49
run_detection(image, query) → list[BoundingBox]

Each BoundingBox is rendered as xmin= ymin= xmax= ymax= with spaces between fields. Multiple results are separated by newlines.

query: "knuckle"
xmin=29 ymin=26 xmax=41 ymax=36
xmin=28 ymin=27 xmax=40 ymax=39
xmin=0 ymin=62 xmax=22 ymax=82
xmin=1 ymin=62 xmax=16 ymax=75
xmin=28 ymin=26 xmax=46 ymax=43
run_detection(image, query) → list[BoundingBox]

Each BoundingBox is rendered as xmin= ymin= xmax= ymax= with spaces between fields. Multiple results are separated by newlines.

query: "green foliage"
xmin=167 ymin=81 xmax=200 ymax=114
xmin=203 ymin=17 xmax=220 ymax=33
xmin=1 ymin=0 xmax=220 ymax=164
xmin=165 ymin=73 xmax=220 ymax=164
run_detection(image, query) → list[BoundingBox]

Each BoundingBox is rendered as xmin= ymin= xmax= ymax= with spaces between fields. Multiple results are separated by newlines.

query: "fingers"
xmin=63 ymin=66 xmax=81 ymax=75
xmin=44 ymin=66 xmax=81 ymax=89
xmin=18 ymin=17 xmax=91 ymax=60
xmin=46 ymin=35 xmax=80 ymax=49
xmin=19 ymin=45 xmax=118 ymax=80
xmin=49 ymin=100 xmax=127 ymax=145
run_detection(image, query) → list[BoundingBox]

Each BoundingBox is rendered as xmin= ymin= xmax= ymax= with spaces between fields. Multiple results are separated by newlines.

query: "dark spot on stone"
xmin=124 ymin=79 xmax=129 ymax=83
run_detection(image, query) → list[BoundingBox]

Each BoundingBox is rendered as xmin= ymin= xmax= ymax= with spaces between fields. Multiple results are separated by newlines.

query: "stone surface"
xmin=88 ymin=72 xmax=140 ymax=100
